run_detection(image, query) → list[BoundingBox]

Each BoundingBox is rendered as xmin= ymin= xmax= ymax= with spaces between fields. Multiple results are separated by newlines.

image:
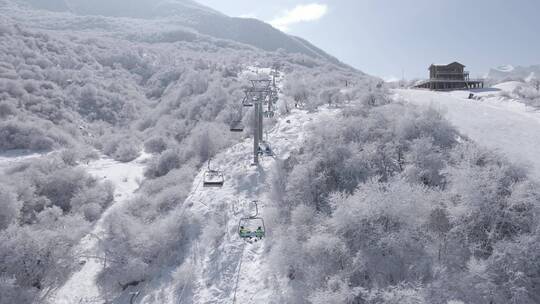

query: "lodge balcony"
xmin=414 ymin=78 xmax=484 ymax=90
xmin=433 ymin=71 xmax=470 ymax=80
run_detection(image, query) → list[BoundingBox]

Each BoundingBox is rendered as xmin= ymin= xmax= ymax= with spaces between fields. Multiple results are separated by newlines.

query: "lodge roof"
xmin=429 ymin=62 xmax=466 ymax=69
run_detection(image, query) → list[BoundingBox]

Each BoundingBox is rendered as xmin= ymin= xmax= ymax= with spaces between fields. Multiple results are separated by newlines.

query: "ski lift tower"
xmin=245 ymin=76 xmax=278 ymax=166
xmin=269 ymin=67 xmax=280 ymax=114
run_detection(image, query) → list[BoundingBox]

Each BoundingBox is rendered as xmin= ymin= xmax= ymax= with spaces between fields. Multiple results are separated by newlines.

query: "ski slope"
xmin=48 ymin=152 xmax=150 ymax=304
xmin=395 ymin=88 xmax=540 ymax=180
xmin=139 ymin=107 xmax=339 ymax=304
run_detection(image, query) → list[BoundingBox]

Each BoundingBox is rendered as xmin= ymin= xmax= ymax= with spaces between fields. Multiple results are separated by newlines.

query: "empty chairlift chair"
xmin=229 ymin=120 xmax=244 ymax=132
xmin=242 ymin=93 xmax=256 ymax=107
xmin=229 ymin=105 xmax=245 ymax=132
xmin=203 ymin=160 xmax=224 ymax=187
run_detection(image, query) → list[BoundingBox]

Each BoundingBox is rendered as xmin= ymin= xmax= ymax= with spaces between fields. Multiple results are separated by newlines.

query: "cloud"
xmin=270 ymin=3 xmax=328 ymax=32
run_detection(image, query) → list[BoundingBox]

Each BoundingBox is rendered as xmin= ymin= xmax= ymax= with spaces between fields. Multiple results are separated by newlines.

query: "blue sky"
xmin=197 ymin=0 xmax=540 ymax=80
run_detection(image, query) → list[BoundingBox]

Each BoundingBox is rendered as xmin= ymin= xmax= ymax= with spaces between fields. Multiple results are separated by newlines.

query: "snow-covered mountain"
xmin=9 ymin=0 xmax=341 ymax=64
xmin=68 ymin=0 xmax=220 ymax=17
xmin=486 ymin=64 xmax=540 ymax=82
xmin=18 ymin=0 xmax=69 ymax=11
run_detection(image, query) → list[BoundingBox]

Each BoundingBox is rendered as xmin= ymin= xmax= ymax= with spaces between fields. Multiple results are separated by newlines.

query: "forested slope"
xmin=8 ymin=0 xmax=341 ymax=63
xmin=0 ymin=2 xmax=372 ymax=302
xmin=266 ymin=98 xmax=540 ymax=303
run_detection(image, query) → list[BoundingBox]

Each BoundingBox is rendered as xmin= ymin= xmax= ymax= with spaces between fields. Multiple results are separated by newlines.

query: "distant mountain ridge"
xmin=10 ymin=0 xmax=342 ymax=65
xmin=487 ymin=64 xmax=540 ymax=82
xmin=19 ymin=0 xmax=69 ymax=11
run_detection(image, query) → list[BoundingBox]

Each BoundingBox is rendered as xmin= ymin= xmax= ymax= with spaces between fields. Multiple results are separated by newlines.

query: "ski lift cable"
xmin=177 ymin=188 xmax=218 ymax=303
xmin=176 ymin=159 xmax=230 ymax=303
xmin=175 ymin=197 xmax=210 ymax=302
xmin=183 ymin=170 xmax=210 ymax=208
xmin=177 ymin=241 xmax=199 ymax=304
xmin=232 ymin=243 xmax=247 ymax=304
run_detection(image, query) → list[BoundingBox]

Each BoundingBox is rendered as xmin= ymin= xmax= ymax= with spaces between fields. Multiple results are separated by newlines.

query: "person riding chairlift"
xmin=239 ymin=226 xmax=251 ymax=238
xmin=255 ymin=226 xmax=264 ymax=239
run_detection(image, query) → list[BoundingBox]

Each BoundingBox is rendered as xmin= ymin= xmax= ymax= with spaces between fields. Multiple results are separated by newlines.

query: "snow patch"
xmin=48 ymin=152 xmax=151 ymax=304
xmin=492 ymin=81 xmax=526 ymax=92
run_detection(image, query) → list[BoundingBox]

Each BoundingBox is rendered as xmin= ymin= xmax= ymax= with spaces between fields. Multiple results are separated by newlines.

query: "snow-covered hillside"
xmin=136 ymin=107 xmax=339 ymax=304
xmin=4 ymin=0 xmax=540 ymax=303
xmin=0 ymin=0 xmax=373 ymax=301
xmin=49 ymin=153 xmax=150 ymax=304
xmin=6 ymin=0 xmax=341 ymax=64
xmin=492 ymin=81 xmax=527 ymax=92
xmin=396 ymin=88 xmax=540 ymax=180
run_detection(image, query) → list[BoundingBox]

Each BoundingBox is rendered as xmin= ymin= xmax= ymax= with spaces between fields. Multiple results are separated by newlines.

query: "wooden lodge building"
xmin=415 ymin=62 xmax=484 ymax=90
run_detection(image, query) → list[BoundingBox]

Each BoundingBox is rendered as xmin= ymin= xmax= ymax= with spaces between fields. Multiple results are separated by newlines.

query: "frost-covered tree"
xmin=0 ymin=186 xmax=21 ymax=229
xmin=265 ymin=95 xmax=540 ymax=303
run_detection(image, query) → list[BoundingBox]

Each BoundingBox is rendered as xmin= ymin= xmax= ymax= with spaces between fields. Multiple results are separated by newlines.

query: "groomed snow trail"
xmin=140 ymin=107 xmax=339 ymax=304
xmin=48 ymin=152 xmax=150 ymax=304
xmin=396 ymin=88 xmax=540 ymax=180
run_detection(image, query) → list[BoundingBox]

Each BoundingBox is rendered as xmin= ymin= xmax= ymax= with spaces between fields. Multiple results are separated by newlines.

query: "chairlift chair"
xmin=238 ymin=217 xmax=266 ymax=240
xmin=229 ymin=120 xmax=244 ymax=132
xmin=258 ymin=141 xmax=273 ymax=156
xmin=242 ymin=93 xmax=255 ymax=107
xmin=242 ymin=97 xmax=254 ymax=107
xmin=203 ymin=160 xmax=224 ymax=187
xmin=238 ymin=200 xmax=266 ymax=240
xmin=203 ymin=170 xmax=224 ymax=187
xmin=230 ymin=105 xmax=245 ymax=132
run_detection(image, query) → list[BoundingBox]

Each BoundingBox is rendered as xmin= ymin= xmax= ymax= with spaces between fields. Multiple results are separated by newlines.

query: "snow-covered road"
xmin=395 ymin=88 xmax=540 ymax=180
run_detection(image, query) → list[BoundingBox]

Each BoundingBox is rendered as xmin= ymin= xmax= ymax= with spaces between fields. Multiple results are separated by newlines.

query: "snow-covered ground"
xmin=395 ymin=88 xmax=540 ymax=180
xmin=0 ymin=149 xmax=150 ymax=303
xmin=138 ymin=106 xmax=339 ymax=304
xmin=492 ymin=81 xmax=524 ymax=92
xmin=48 ymin=152 xmax=151 ymax=304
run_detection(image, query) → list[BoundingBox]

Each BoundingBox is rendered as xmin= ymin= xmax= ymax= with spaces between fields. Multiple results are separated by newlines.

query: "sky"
xmin=196 ymin=0 xmax=540 ymax=80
